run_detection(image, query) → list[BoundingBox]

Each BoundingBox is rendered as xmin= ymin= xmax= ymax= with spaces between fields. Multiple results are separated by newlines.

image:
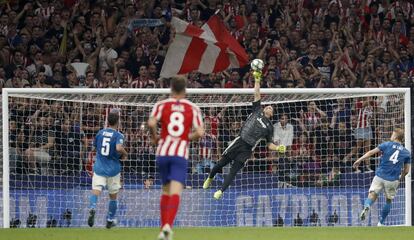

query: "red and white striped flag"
xmin=160 ymin=15 xmax=248 ymax=77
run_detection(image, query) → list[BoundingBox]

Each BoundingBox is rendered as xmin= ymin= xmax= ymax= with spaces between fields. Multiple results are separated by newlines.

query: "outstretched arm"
xmin=253 ymin=70 xmax=262 ymax=102
xmin=353 ymin=147 xmax=380 ymax=169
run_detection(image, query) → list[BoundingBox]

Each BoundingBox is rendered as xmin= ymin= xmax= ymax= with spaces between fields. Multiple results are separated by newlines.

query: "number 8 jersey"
xmin=150 ymin=98 xmax=203 ymax=159
xmin=94 ymin=128 xmax=124 ymax=177
xmin=376 ymin=141 xmax=411 ymax=181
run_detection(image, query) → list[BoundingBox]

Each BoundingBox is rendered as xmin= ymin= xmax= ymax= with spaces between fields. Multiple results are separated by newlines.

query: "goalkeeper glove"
xmin=253 ymin=71 xmax=262 ymax=83
xmin=276 ymin=145 xmax=286 ymax=154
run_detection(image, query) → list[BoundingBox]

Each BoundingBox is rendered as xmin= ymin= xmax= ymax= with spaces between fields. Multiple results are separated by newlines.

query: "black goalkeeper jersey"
xmin=240 ymin=100 xmax=274 ymax=148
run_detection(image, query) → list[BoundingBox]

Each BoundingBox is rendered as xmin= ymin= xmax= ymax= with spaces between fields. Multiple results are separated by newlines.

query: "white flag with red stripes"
xmin=160 ymin=15 xmax=249 ymax=77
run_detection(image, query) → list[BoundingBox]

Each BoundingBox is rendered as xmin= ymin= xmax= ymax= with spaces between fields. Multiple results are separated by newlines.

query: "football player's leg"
xmin=214 ymin=152 xmax=248 ymax=200
xmin=361 ymin=176 xmax=381 ymax=221
xmin=157 ymin=157 xmax=171 ymax=229
xmin=204 ymin=154 xmax=232 ymax=189
xmin=380 ymin=180 xmax=398 ymax=224
xmin=106 ymin=174 xmax=121 ymax=228
xmin=167 ymin=157 xmax=187 ymax=227
xmin=220 ymin=159 xmax=245 ymax=193
xmin=88 ymin=174 xmax=106 ymax=227
xmin=208 ymin=155 xmax=232 ymax=179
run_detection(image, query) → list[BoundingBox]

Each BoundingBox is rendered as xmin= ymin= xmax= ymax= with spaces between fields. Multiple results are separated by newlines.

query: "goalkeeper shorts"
xmin=222 ymin=137 xmax=253 ymax=164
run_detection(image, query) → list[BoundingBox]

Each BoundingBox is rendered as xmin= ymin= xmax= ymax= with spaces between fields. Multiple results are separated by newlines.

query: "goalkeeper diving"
xmin=353 ymin=128 xmax=411 ymax=226
xmin=203 ymin=60 xmax=286 ymax=200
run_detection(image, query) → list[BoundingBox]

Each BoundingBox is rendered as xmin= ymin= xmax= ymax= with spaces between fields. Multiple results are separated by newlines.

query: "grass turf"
xmin=0 ymin=227 xmax=413 ymax=240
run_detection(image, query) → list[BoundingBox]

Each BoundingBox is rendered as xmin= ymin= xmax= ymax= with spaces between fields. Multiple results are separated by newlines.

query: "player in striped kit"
xmin=148 ymin=77 xmax=204 ymax=240
xmin=351 ymin=98 xmax=375 ymax=172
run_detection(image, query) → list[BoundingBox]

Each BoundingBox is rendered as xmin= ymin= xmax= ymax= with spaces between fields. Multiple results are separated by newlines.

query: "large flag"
xmin=160 ymin=15 xmax=248 ymax=77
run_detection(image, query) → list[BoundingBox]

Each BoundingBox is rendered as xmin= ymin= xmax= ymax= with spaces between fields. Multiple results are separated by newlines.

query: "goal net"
xmin=1 ymin=88 xmax=411 ymax=228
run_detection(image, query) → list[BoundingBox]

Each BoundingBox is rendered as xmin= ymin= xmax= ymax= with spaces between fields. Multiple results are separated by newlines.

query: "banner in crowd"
xmin=127 ymin=19 xmax=164 ymax=32
xmin=160 ymin=15 xmax=248 ymax=77
xmin=0 ymin=188 xmax=405 ymax=228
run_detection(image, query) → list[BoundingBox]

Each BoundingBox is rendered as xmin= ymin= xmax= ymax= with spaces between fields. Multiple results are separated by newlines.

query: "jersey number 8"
xmin=168 ymin=112 xmax=184 ymax=137
xmin=101 ymin=137 xmax=111 ymax=156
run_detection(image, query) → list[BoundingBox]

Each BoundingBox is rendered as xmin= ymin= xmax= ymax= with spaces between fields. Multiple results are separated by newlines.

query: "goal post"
xmin=1 ymin=88 xmax=411 ymax=228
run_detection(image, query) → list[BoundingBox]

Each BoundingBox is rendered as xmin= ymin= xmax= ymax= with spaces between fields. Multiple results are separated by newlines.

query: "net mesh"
xmin=2 ymin=91 xmax=407 ymax=227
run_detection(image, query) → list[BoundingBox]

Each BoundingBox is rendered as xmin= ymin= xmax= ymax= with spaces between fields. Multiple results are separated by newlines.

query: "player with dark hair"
xmin=353 ymin=128 xmax=411 ymax=226
xmin=87 ymin=109 xmax=128 ymax=229
xmin=203 ymin=69 xmax=286 ymax=200
xmin=148 ymin=76 xmax=204 ymax=240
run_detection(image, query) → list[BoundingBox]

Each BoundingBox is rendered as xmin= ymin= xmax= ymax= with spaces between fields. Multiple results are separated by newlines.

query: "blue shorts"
xmin=156 ymin=156 xmax=188 ymax=185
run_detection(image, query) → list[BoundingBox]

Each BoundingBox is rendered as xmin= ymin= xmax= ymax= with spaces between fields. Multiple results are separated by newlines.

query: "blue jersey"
xmin=376 ymin=141 xmax=411 ymax=181
xmin=93 ymin=128 xmax=124 ymax=177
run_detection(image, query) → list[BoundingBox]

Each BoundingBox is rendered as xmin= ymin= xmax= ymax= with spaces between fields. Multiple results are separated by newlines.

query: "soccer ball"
xmin=250 ymin=59 xmax=264 ymax=71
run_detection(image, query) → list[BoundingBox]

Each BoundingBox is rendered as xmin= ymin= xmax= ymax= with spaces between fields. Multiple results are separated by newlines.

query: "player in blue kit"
xmin=87 ymin=110 xmax=128 ymax=229
xmin=353 ymin=128 xmax=411 ymax=226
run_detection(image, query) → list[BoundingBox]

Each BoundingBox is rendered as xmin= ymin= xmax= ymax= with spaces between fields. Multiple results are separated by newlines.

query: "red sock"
xmin=160 ymin=194 xmax=170 ymax=228
xmin=168 ymin=194 xmax=180 ymax=227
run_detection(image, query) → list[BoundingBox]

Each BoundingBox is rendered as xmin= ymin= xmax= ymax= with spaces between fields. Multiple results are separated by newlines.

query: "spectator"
xmin=273 ymin=113 xmax=294 ymax=150
xmin=296 ymin=101 xmax=327 ymax=134
xmin=98 ymin=36 xmax=118 ymax=72
xmin=346 ymin=97 xmax=375 ymax=173
xmin=54 ymin=119 xmax=84 ymax=175
xmin=24 ymin=116 xmax=55 ymax=175
xmin=130 ymin=65 xmax=156 ymax=88
xmin=9 ymin=120 xmax=23 ymax=173
xmin=144 ymin=175 xmax=155 ymax=189
xmin=196 ymin=120 xmax=217 ymax=174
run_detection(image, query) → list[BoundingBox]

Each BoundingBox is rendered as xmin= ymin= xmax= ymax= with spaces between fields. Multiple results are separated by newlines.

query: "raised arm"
xmin=253 ymin=69 xmax=262 ymax=102
xmin=353 ymin=147 xmax=381 ymax=169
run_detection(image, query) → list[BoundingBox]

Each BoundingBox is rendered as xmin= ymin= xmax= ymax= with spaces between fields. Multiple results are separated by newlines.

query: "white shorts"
xmin=33 ymin=149 xmax=51 ymax=164
xmin=92 ymin=173 xmax=121 ymax=194
xmin=369 ymin=176 xmax=399 ymax=200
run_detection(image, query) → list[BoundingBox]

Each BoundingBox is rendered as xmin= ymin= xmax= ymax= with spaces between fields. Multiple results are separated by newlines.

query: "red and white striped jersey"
xmin=355 ymin=101 xmax=373 ymax=129
xmin=150 ymin=98 xmax=203 ymax=159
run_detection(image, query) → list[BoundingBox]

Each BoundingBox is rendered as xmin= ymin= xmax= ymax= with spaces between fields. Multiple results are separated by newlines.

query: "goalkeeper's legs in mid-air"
xmin=207 ymin=158 xmax=246 ymax=200
xmin=203 ymin=138 xmax=252 ymax=199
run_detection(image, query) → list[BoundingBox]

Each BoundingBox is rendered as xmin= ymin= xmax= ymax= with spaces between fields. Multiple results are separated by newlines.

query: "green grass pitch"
xmin=1 ymin=227 xmax=414 ymax=240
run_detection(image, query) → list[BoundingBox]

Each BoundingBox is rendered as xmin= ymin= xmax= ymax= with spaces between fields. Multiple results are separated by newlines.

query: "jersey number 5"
xmin=101 ymin=137 xmax=111 ymax=156
xmin=168 ymin=112 xmax=185 ymax=137
xmin=389 ymin=150 xmax=400 ymax=164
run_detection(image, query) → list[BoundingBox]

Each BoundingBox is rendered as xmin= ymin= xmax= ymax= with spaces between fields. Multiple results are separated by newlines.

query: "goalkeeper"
xmin=203 ymin=66 xmax=286 ymax=200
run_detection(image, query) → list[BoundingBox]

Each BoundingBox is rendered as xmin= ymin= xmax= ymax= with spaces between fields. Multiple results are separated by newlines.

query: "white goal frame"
xmin=1 ymin=88 xmax=411 ymax=228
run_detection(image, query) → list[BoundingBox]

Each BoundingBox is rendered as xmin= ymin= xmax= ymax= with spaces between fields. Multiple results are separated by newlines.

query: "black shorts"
xmin=222 ymin=137 xmax=253 ymax=163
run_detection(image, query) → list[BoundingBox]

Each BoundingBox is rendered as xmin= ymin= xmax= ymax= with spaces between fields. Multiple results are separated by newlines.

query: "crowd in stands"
xmin=1 ymin=0 xmax=412 ymax=187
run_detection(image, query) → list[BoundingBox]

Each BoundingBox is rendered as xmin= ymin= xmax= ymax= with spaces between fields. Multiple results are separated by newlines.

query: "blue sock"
xmin=107 ymin=200 xmax=117 ymax=220
xmin=89 ymin=195 xmax=98 ymax=209
xmin=380 ymin=203 xmax=391 ymax=224
xmin=364 ymin=198 xmax=374 ymax=208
